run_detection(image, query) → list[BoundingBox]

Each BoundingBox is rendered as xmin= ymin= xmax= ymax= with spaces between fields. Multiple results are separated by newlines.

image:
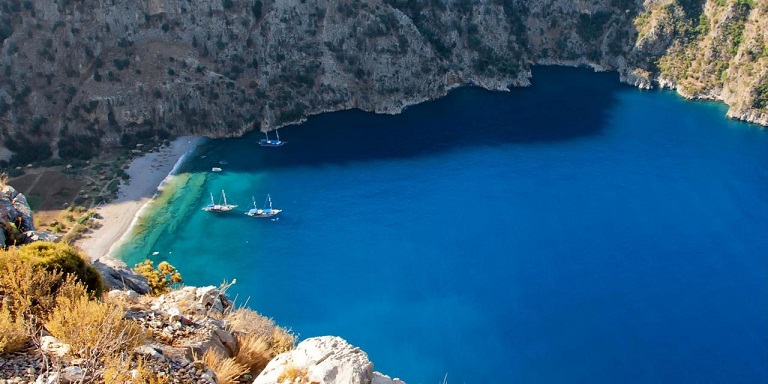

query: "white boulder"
xmin=254 ymin=336 xmax=405 ymax=384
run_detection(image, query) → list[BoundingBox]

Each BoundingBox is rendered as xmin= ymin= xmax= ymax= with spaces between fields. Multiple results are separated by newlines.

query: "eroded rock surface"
xmin=254 ymin=336 xmax=405 ymax=384
xmin=0 ymin=0 xmax=765 ymax=163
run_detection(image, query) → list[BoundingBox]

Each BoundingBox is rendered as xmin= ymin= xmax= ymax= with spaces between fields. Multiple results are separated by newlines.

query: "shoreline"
xmin=75 ymin=136 xmax=204 ymax=262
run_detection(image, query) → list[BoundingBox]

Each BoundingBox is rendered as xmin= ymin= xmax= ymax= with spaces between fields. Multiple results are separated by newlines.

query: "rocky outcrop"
xmin=24 ymin=229 xmax=60 ymax=243
xmin=113 ymin=286 xmax=237 ymax=380
xmin=147 ymin=286 xmax=238 ymax=359
xmin=1 ymin=282 xmax=405 ymax=384
xmin=0 ymin=183 xmax=35 ymax=245
xmin=92 ymin=257 xmax=151 ymax=294
xmin=0 ymin=0 xmax=765 ymax=164
xmin=254 ymin=336 xmax=405 ymax=384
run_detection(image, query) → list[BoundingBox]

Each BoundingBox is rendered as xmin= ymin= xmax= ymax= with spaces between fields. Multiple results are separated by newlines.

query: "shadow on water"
xmin=187 ymin=67 xmax=626 ymax=172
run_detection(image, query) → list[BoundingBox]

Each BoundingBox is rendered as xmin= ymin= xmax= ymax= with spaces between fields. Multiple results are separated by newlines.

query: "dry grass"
xmin=0 ymin=251 xmax=62 ymax=322
xmin=45 ymin=278 xmax=145 ymax=362
xmin=0 ymin=307 xmax=28 ymax=354
xmin=103 ymin=355 xmax=170 ymax=384
xmin=226 ymin=308 xmax=297 ymax=375
xmin=226 ymin=307 xmax=276 ymax=334
xmin=277 ymin=364 xmax=309 ymax=384
xmin=233 ymin=332 xmax=273 ymax=375
xmin=202 ymin=349 xmax=249 ymax=384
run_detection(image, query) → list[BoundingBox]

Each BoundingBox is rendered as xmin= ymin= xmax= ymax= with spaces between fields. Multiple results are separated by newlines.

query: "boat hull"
xmin=202 ymin=204 xmax=237 ymax=212
xmin=258 ymin=139 xmax=285 ymax=147
xmin=245 ymin=209 xmax=282 ymax=218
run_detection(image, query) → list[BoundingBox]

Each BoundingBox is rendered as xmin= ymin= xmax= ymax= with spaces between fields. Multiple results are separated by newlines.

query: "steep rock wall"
xmin=0 ymin=0 xmax=766 ymax=162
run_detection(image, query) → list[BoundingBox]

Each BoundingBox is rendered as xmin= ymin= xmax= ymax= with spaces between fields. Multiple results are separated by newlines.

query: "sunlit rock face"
xmin=0 ymin=0 xmax=765 ymax=161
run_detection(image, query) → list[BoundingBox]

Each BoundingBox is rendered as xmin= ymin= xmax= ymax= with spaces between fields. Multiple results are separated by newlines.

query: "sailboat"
xmin=258 ymin=130 xmax=285 ymax=147
xmin=245 ymin=194 xmax=282 ymax=218
xmin=202 ymin=190 xmax=238 ymax=212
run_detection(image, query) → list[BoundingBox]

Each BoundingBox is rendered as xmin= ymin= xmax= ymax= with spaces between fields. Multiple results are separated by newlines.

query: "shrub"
xmin=15 ymin=242 xmax=103 ymax=296
xmin=754 ymin=80 xmax=768 ymax=109
xmin=113 ymin=58 xmax=130 ymax=70
xmin=60 ymin=223 xmax=88 ymax=244
xmin=0 ymin=17 xmax=13 ymax=46
xmin=251 ymin=1 xmax=262 ymax=18
xmin=133 ymin=260 xmax=182 ymax=295
xmin=0 ymin=253 xmax=63 ymax=321
xmin=58 ymin=134 xmax=100 ymax=160
xmin=0 ymin=307 xmax=28 ymax=354
xmin=226 ymin=308 xmax=296 ymax=375
xmin=6 ymin=137 xmax=52 ymax=166
xmin=234 ymin=332 xmax=272 ymax=374
xmin=1 ymin=221 xmax=25 ymax=246
xmin=103 ymin=355 xmax=170 ymax=384
xmin=576 ymin=11 xmax=612 ymax=41
xmin=202 ymin=349 xmax=248 ymax=384
xmin=45 ymin=279 xmax=144 ymax=361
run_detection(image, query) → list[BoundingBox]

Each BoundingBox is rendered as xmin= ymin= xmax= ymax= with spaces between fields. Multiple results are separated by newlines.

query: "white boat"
xmin=245 ymin=194 xmax=282 ymax=218
xmin=202 ymin=190 xmax=238 ymax=212
xmin=211 ymin=167 xmax=222 ymax=172
xmin=258 ymin=130 xmax=286 ymax=147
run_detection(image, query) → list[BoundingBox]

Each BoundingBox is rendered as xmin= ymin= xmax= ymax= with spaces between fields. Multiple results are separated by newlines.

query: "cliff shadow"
xmin=188 ymin=66 xmax=627 ymax=172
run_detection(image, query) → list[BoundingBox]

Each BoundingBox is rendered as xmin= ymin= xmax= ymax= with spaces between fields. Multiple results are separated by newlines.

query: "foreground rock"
xmin=0 ymin=280 xmax=407 ymax=383
xmin=255 ymin=336 xmax=405 ymax=384
xmin=0 ymin=184 xmax=35 ymax=245
xmin=92 ymin=257 xmax=151 ymax=294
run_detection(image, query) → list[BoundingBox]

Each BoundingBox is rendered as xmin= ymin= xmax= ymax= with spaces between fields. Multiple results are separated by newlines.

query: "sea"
xmin=114 ymin=67 xmax=768 ymax=383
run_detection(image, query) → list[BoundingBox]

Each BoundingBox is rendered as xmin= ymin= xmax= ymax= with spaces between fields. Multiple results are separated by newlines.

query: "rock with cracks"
xmin=254 ymin=336 xmax=405 ymax=384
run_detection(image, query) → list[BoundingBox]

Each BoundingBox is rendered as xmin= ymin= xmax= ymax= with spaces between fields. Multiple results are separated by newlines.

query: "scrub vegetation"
xmin=0 ymin=241 xmax=296 ymax=382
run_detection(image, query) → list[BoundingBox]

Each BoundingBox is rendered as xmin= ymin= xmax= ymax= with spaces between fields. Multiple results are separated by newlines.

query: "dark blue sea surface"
xmin=117 ymin=67 xmax=768 ymax=383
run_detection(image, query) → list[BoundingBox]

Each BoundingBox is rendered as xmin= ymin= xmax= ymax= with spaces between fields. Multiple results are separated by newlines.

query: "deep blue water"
xmin=116 ymin=67 xmax=768 ymax=383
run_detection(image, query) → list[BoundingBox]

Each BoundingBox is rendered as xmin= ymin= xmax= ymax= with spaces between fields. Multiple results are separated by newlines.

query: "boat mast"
xmin=267 ymin=194 xmax=273 ymax=210
xmin=275 ymin=130 xmax=280 ymax=141
xmin=210 ymin=193 xmax=215 ymax=205
xmin=222 ymin=190 xmax=227 ymax=206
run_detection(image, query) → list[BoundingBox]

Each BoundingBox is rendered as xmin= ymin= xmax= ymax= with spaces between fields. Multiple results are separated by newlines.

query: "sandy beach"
xmin=76 ymin=136 xmax=203 ymax=261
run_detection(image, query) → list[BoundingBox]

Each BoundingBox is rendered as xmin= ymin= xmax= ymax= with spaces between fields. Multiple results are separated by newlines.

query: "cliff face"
xmin=0 ymin=183 xmax=34 ymax=245
xmin=0 ymin=0 xmax=766 ymax=162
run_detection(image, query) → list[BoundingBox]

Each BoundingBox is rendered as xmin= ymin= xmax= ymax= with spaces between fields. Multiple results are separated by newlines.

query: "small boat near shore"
xmin=211 ymin=167 xmax=222 ymax=172
xmin=245 ymin=194 xmax=281 ymax=218
xmin=259 ymin=130 xmax=285 ymax=147
xmin=203 ymin=190 xmax=238 ymax=212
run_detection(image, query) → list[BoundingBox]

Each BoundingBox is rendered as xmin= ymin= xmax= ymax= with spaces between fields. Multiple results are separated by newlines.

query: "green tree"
xmin=133 ymin=260 xmax=183 ymax=295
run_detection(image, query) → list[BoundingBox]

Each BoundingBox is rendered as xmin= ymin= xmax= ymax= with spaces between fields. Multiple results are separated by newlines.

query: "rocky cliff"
xmin=0 ymin=282 xmax=405 ymax=384
xmin=0 ymin=181 xmax=34 ymax=244
xmin=0 ymin=0 xmax=766 ymax=163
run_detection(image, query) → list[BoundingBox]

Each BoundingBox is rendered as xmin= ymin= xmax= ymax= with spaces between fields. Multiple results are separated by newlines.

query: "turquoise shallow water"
xmin=116 ymin=67 xmax=768 ymax=383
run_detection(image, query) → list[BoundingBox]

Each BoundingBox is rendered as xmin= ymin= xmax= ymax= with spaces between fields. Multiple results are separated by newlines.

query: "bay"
xmin=116 ymin=67 xmax=768 ymax=383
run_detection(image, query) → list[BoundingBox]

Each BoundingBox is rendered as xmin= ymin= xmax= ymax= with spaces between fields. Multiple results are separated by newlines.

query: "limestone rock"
xmin=2 ymin=185 xmax=35 ymax=232
xmin=24 ymin=230 xmax=61 ymax=243
xmin=40 ymin=336 xmax=71 ymax=358
xmin=92 ymin=257 xmax=150 ymax=294
xmin=59 ymin=366 xmax=84 ymax=383
xmin=372 ymin=372 xmax=407 ymax=384
xmin=152 ymin=286 xmax=233 ymax=317
xmin=145 ymin=286 xmax=237 ymax=359
xmin=180 ymin=322 xmax=238 ymax=361
xmin=0 ymin=0 xmax=764 ymax=162
xmin=0 ymin=184 xmax=35 ymax=244
xmin=254 ymin=336 xmax=403 ymax=384
xmin=106 ymin=289 xmax=140 ymax=303
xmin=135 ymin=345 xmax=166 ymax=361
